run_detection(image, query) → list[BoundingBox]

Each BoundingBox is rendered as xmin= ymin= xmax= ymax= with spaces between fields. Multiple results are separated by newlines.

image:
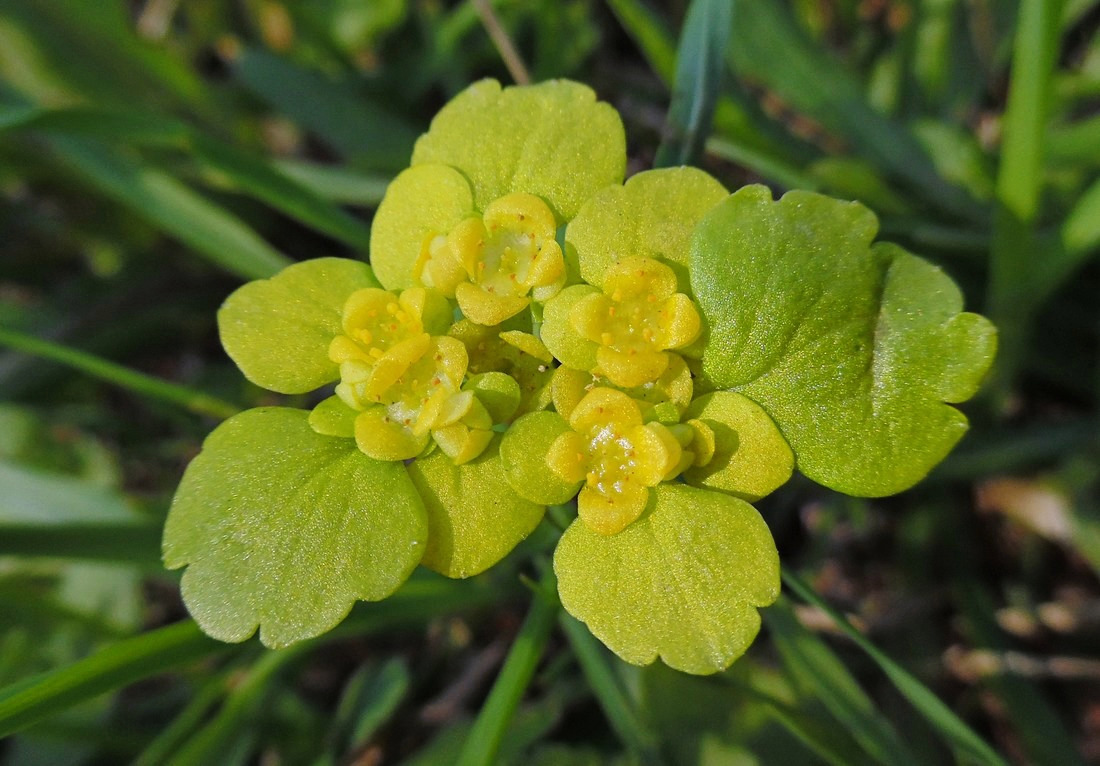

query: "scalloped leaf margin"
xmin=692 ymin=186 xmax=996 ymax=496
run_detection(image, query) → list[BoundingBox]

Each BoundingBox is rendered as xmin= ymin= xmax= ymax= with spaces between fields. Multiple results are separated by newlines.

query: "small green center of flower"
xmin=415 ymin=192 xmax=565 ymax=326
xmin=570 ymin=257 xmax=702 ymax=388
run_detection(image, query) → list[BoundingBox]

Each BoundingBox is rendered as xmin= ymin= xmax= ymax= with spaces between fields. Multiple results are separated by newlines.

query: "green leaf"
xmin=682 ymin=391 xmax=793 ymax=501
xmin=538 ymin=284 xmax=600 ymax=372
xmin=554 ymin=483 xmax=779 ymax=674
xmin=465 ymin=372 xmax=522 ymax=424
xmin=308 ymin=395 xmax=358 ymax=438
xmin=48 ymin=135 xmax=292 ymax=281
xmin=369 ymin=164 xmax=475 ymax=291
xmin=566 ymin=167 xmax=727 ymax=292
xmin=653 ymin=0 xmax=733 ymax=168
xmin=163 ymin=408 xmax=427 ymax=647
xmin=500 ymin=411 xmax=583 ymax=505
xmin=218 ymin=257 xmax=379 ymax=394
xmin=693 ymin=186 xmax=996 ymax=496
xmin=406 ymin=438 xmax=545 ymax=578
xmin=411 ymin=79 xmax=626 ymax=222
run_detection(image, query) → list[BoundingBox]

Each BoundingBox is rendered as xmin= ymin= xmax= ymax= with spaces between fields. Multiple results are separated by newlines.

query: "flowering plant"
xmin=163 ymin=79 xmax=996 ymax=674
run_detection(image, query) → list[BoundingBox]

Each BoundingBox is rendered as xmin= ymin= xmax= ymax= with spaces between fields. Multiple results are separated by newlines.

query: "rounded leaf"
xmin=308 ymin=395 xmax=357 ymax=438
xmin=540 ymin=284 xmax=599 ymax=371
xmin=465 ymin=372 xmax=522 ymax=423
xmin=411 ymin=79 xmax=626 ymax=222
xmin=567 ymin=167 xmax=727 ymax=291
xmin=500 ymin=410 xmax=583 ymax=505
xmin=692 ymin=186 xmax=996 ymax=496
xmin=407 ymin=437 xmax=545 ymax=578
xmin=163 ymin=408 xmax=427 ymax=647
xmin=219 ymin=258 xmax=380 ymax=394
xmin=370 ymin=164 xmax=475 ymax=290
xmin=682 ymin=391 xmax=793 ymax=501
xmin=554 ymin=484 xmax=779 ymax=675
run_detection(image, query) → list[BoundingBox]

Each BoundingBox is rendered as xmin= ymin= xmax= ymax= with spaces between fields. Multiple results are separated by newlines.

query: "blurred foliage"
xmin=0 ymin=0 xmax=1098 ymax=764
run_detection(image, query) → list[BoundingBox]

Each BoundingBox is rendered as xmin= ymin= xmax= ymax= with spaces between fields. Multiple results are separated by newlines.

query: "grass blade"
xmin=3 ymin=103 xmax=375 ymax=247
xmin=456 ymin=568 xmax=559 ymax=766
xmin=706 ymin=136 xmax=818 ymax=190
xmin=272 ymin=160 xmax=390 ymax=207
xmin=603 ymin=0 xmax=677 ymax=84
xmin=0 ymin=326 xmax=240 ymax=419
xmin=559 ymin=613 xmax=665 ymax=765
xmin=955 ymin=583 xmax=1085 ymax=766
xmin=727 ymin=1 xmax=985 ymax=221
xmin=325 ymin=658 xmax=410 ymax=758
xmin=133 ymin=670 xmax=233 ymax=766
xmin=654 ymin=0 xmax=732 ymax=168
xmin=987 ymin=0 xmax=1066 ymax=397
xmin=606 ymin=0 xmax=800 ymax=168
xmin=166 ymin=647 xmax=308 ymax=766
xmin=49 ymin=135 xmax=292 ymax=280
xmin=0 ymin=103 xmax=189 ymax=146
xmin=192 ymin=136 xmax=373 ymax=249
xmin=765 ymin=597 xmax=921 ymax=766
xmin=1046 ymin=113 xmax=1100 ymax=167
xmin=722 ymin=675 xmax=871 ymax=766
xmin=232 ymin=48 xmax=418 ymax=171
xmin=0 ymin=621 xmax=229 ymax=738
xmin=783 ymin=573 xmax=1008 ymax=766
xmin=0 ymin=457 xmax=162 ymax=564
xmin=0 ymin=522 xmax=162 ymax=564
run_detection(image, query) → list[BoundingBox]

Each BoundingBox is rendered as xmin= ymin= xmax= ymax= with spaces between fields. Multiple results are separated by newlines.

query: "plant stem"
xmin=0 ymin=326 xmax=240 ymax=419
xmin=471 ymin=0 xmax=531 ymax=85
xmin=456 ymin=566 xmax=559 ymax=766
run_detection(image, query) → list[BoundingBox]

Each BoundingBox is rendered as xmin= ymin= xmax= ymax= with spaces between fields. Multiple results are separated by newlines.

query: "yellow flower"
xmin=328 ymin=286 xmax=432 ymax=407
xmin=328 ymin=285 xmax=489 ymax=461
xmin=545 ymin=388 xmax=698 ymax=535
xmin=569 ymin=257 xmax=701 ymax=387
xmin=415 ymin=192 xmax=566 ymax=326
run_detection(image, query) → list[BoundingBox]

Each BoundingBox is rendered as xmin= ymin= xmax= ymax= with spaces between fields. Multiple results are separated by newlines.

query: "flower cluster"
xmin=164 ymin=79 xmax=995 ymax=674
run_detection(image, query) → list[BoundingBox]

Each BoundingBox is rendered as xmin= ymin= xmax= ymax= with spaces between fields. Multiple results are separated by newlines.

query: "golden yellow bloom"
xmin=570 ymin=257 xmax=701 ymax=387
xmin=545 ymin=388 xmax=700 ymax=535
xmin=415 ymin=192 xmax=565 ymax=325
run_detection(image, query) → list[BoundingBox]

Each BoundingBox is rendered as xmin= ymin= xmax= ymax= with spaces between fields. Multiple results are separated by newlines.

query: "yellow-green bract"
xmin=163 ymin=78 xmax=995 ymax=674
